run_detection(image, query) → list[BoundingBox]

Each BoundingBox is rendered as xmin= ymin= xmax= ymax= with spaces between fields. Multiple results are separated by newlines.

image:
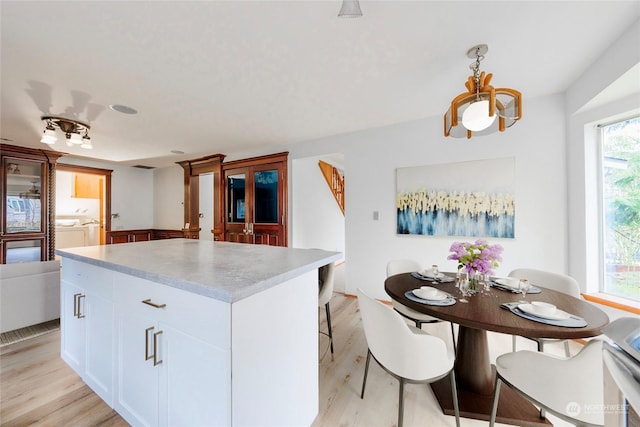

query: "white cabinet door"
xmin=84 ymin=292 xmax=114 ymax=405
xmin=60 ymin=280 xmax=84 ymax=372
xmin=61 ymin=278 xmax=115 ymax=405
xmin=159 ymin=324 xmax=231 ymax=427
xmin=115 ymin=311 xmax=160 ymax=427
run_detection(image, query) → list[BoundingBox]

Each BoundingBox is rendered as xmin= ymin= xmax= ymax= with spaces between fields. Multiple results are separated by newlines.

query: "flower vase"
xmin=468 ymin=271 xmax=480 ymax=293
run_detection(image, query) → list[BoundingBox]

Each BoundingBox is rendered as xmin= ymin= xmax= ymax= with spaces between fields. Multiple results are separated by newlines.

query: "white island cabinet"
xmin=60 ymin=260 xmax=114 ymax=406
xmin=57 ymin=239 xmax=340 ymax=427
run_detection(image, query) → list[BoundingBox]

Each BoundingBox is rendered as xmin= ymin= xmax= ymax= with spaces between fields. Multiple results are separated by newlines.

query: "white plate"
xmin=495 ymin=278 xmax=520 ymax=289
xmin=420 ymin=270 xmax=444 ymax=279
xmin=518 ymin=303 xmax=571 ymax=320
xmin=413 ymin=287 xmax=448 ymax=301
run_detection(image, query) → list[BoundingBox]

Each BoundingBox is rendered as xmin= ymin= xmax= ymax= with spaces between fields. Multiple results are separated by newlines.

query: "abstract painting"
xmin=396 ymin=157 xmax=515 ymax=238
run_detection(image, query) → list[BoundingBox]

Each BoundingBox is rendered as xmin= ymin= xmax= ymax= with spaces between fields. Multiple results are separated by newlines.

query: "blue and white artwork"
xmin=396 ymin=158 xmax=515 ymax=238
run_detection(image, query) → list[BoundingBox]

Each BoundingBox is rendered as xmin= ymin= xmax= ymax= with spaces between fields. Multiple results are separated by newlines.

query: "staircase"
xmin=318 ymin=160 xmax=344 ymax=215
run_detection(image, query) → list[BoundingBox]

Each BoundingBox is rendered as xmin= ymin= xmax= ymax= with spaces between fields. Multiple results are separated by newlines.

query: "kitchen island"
xmin=56 ymin=239 xmax=341 ymax=427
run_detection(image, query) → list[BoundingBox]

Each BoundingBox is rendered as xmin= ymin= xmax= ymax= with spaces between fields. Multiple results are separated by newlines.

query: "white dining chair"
xmin=508 ymin=268 xmax=581 ymax=357
xmin=387 ymin=260 xmax=457 ymax=353
xmin=489 ymin=339 xmax=604 ymax=427
xmin=318 ymin=262 xmax=335 ymax=360
xmin=357 ymin=288 xmax=460 ymax=427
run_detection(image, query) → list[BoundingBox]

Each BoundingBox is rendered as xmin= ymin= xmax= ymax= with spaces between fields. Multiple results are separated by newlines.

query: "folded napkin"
xmin=410 ymin=271 xmax=455 ymax=283
xmin=501 ymin=302 xmax=587 ymax=328
xmin=404 ymin=290 xmax=456 ymax=306
xmin=490 ymin=280 xmax=542 ymax=294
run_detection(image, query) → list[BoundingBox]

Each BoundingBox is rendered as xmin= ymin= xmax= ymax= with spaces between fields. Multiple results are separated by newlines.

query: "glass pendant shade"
xmin=68 ymin=133 xmax=83 ymax=145
xmin=338 ymin=0 xmax=362 ymax=18
xmin=462 ymin=100 xmax=497 ymax=132
xmin=81 ymin=137 xmax=92 ymax=149
xmin=40 ymin=128 xmax=57 ymax=144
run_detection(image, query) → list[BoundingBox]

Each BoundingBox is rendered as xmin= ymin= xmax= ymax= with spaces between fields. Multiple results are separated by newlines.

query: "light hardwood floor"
xmin=1 ymin=292 xmax=582 ymax=427
xmin=0 ymin=329 xmax=127 ymax=426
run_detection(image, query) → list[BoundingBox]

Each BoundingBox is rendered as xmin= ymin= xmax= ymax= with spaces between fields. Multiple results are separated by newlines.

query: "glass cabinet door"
xmin=253 ymin=169 xmax=278 ymax=224
xmin=222 ymin=153 xmax=287 ymax=246
xmin=5 ymin=158 xmax=44 ymax=233
xmin=5 ymin=239 xmax=45 ymax=263
xmin=227 ymin=173 xmax=246 ymax=223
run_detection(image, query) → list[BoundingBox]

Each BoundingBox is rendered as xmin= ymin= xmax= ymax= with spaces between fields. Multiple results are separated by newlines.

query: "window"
xmin=600 ymin=116 xmax=640 ymax=301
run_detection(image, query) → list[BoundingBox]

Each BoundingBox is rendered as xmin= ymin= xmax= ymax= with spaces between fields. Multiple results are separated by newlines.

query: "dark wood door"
xmin=224 ymin=155 xmax=287 ymax=246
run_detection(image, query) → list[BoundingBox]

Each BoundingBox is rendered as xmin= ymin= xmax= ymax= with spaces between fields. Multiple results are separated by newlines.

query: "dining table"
xmin=384 ymin=272 xmax=610 ymax=426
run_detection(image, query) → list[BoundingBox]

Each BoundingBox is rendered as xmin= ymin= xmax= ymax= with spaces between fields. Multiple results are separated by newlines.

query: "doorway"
xmin=199 ymin=172 xmax=214 ymax=240
xmin=55 ymin=165 xmax=112 ymax=250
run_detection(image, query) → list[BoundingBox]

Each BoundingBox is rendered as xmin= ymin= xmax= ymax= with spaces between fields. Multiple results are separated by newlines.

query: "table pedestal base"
xmin=431 ymin=366 xmax=551 ymax=426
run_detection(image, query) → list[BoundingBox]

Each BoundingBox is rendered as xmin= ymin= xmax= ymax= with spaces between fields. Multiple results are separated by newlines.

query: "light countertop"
xmin=56 ymin=239 xmax=341 ymax=303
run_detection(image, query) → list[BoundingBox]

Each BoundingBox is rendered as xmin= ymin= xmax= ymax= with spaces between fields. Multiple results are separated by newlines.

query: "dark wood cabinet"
xmin=1 ymin=144 xmax=64 ymax=263
xmin=106 ymin=229 xmax=184 ymax=244
xmin=223 ymin=152 xmax=288 ymax=247
xmin=106 ymin=229 xmax=149 ymax=244
xmin=176 ymin=151 xmax=288 ymax=246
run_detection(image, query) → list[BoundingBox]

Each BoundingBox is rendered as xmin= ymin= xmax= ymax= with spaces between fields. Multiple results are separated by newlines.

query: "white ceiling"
xmin=1 ymin=1 xmax=639 ymax=168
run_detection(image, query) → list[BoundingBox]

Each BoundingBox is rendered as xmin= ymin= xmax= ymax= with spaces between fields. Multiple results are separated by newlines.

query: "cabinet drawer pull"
xmin=73 ymin=293 xmax=80 ymax=317
xmin=153 ymin=330 xmax=163 ymax=366
xmin=141 ymin=299 xmax=166 ymax=309
xmin=73 ymin=293 xmax=85 ymax=318
xmin=145 ymin=326 xmax=154 ymax=361
xmin=77 ymin=294 xmax=85 ymax=318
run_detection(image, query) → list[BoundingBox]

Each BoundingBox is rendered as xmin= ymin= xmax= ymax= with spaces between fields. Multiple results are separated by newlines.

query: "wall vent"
xmin=132 ymin=165 xmax=155 ymax=169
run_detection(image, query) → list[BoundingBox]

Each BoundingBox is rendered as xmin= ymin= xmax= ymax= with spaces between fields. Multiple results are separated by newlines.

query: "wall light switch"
xmin=373 ymin=211 xmax=380 ymax=221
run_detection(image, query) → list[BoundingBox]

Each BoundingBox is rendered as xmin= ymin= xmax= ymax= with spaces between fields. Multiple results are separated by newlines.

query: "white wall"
xmin=291 ymin=155 xmax=345 ymax=260
xmin=153 ymin=165 xmax=184 ymax=229
xmin=58 ymin=157 xmax=154 ymax=230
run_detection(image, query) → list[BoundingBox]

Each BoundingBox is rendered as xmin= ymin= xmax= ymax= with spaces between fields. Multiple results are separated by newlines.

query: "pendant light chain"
xmin=470 ymin=46 xmax=484 ymax=101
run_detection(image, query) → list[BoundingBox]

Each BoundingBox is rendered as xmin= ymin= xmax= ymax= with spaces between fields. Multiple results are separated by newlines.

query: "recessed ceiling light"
xmin=109 ymin=104 xmax=138 ymax=114
xmin=170 ymin=150 xmax=184 ymax=154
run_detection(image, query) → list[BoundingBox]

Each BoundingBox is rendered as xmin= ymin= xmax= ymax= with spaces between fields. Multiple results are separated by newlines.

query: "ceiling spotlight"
xmin=444 ymin=44 xmax=522 ymax=138
xmin=109 ymin=104 xmax=138 ymax=114
xmin=338 ymin=0 xmax=362 ymax=18
xmin=40 ymin=115 xmax=93 ymax=149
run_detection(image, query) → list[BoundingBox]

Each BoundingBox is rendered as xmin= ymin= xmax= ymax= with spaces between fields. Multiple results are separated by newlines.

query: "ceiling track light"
xmin=40 ymin=115 xmax=93 ymax=149
xmin=444 ymin=44 xmax=522 ymax=138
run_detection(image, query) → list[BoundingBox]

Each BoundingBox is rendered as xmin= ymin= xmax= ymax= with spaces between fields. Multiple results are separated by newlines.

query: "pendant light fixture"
xmin=338 ymin=0 xmax=362 ymax=18
xmin=444 ymin=44 xmax=522 ymax=138
xmin=19 ymin=181 xmax=41 ymax=199
xmin=40 ymin=115 xmax=93 ymax=149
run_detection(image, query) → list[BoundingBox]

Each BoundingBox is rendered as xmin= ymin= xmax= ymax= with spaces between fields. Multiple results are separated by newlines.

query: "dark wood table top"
xmin=385 ymin=273 xmax=609 ymax=339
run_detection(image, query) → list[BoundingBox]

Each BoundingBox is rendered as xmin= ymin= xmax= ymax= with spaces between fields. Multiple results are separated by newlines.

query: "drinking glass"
xmin=458 ymin=272 xmax=470 ymax=303
xmin=431 ymin=264 xmax=439 ymax=276
xmin=479 ymin=273 xmax=490 ymax=292
xmin=518 ymin=279 xmax=531 ymax=303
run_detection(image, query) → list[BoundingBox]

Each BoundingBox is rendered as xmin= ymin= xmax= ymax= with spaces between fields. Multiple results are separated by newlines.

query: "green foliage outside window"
xmin=602 ymin=116 xmax=640 ymax=301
